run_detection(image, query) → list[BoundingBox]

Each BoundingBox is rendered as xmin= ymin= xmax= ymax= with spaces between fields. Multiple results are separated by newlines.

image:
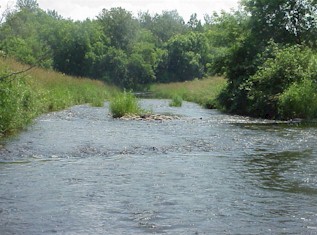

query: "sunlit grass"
xmin=0 ymin=57 xmax=116 ymax=137
xmin=150 ymin=76 xmax=227 ymax=108
xmin=110 ymin=91 xmax=143 ymax=118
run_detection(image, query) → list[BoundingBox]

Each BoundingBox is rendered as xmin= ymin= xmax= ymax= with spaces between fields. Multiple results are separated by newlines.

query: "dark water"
xmin=1 ymin=99 xmax=317 ymax=234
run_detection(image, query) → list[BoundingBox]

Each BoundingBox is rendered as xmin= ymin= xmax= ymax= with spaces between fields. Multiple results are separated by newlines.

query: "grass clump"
xmin=150 ymin=76 xmax=226 ymax=109
xmin=110 ymin=91 xmax=142 ymax=118
xmin=169 ymin=95 xmax=183 ymax=107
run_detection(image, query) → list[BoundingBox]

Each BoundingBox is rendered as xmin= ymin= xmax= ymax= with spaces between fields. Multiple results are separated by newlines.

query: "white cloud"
xmin=0 ymin=0 xmax=240 ymax=21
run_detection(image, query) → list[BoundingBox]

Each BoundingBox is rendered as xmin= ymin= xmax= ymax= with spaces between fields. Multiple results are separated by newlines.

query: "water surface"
xmin=1 ymin=100 xmax=317 ymax=234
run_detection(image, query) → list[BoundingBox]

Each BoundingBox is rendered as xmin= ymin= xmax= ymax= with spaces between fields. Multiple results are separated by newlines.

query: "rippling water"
xmin=1 ymin=100 xmax=317 ymax=234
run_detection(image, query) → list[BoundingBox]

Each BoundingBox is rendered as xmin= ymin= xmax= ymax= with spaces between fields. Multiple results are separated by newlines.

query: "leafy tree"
xmin=241 ymin=0 xmax=317 ymax=46
xmin=139 ymin=10 xmax=187 ymax=44
xmin=218 ymin=0 xmax=317 ymax=117
xmin=16 ymin=0 xmax=39 ymax=11
xmin=204 ymin=10 xmax=249 ymax=75
xmin=96 ymin=47 xmax=128 ymax=87
xmin=158 ymin=32 xmax=209 ymax=82
xmin=0 ymin=6 xmax=53 ymax=67
xmin=187 ymin=13 xmax=203 ymax=32
xmin=97 ymin=7 xmax=139 ymax=51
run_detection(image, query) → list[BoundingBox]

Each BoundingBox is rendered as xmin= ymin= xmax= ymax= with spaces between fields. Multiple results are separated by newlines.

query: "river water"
xmin=1 ymin=99 xmax=317 ymax=234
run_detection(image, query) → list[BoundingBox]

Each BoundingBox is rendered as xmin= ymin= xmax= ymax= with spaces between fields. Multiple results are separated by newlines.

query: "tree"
xmin=158 ymin=32 xmax=209 ymax=82
xmin=97 ymin=7 xmax=139 ymax=51
xmin=139 ymin=10 xmax=187 ymax=44
xmin=0 ymin=6 xmax=53 ymax=67
xmin=187 ymin=13 xmax=203 ymax=32
xmin=241 ymin=0 xmax=317 ymax=46
xmin=16 ymin=0 xmax=39 ymax=11
xmin=218 ymin=0 xmax=317 ymax=118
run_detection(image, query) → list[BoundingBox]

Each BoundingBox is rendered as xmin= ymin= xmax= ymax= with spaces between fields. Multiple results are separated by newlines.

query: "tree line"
xmin=1 ymin=0 xmax=317 ymax=119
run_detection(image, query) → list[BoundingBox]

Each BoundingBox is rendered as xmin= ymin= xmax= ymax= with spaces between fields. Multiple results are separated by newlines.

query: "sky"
xmin=0 ymin=0 xmax=240 ymax=22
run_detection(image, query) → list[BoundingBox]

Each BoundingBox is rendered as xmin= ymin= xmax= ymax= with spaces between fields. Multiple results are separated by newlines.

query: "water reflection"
xmin=245 ymin=149 xmax=317 ymax=195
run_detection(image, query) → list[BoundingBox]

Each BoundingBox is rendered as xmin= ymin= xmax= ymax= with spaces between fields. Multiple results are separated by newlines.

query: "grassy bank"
xmin=149 ymin=76 xmax=227 ymax=108
xmin=0 ymin=57 xmax=115 ymax=138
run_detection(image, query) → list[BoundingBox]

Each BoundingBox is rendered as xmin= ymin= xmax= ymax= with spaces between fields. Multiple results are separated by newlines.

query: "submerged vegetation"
xmin=0 ymin=57 xmax=113 ymax=137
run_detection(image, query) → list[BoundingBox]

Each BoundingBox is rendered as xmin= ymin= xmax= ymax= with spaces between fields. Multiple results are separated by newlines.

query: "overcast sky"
xmin=0 ymin=0 xmax=240 ymax=21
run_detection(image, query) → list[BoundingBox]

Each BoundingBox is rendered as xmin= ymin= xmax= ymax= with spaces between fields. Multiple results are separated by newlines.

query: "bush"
xmin=278 ymin=79 xmax=317 ymax=119
xmin=109 ymin=91 xmax=142 ymax=118
xmin=245 ymin=45 xmax=315 ymax=119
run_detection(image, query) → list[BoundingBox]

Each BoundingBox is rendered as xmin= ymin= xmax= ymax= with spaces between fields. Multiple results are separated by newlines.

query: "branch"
xmin=0 ymin=51 xmax=51 ymax=82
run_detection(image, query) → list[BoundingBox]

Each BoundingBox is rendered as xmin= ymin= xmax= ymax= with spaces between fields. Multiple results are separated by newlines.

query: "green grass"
xmin=150 ymin=76 xmax=227 ymax=108
xmin=0 ymin=57 xmax=116 ymax=138
xmin=109 ymin=91 xmax=143 ymax=118
xmin=169 ymin=95 xmax=183 ymax=107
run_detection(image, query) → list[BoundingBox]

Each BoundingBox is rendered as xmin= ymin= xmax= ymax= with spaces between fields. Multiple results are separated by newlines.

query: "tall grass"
xmin=150 ymin=76 xmax=227 ymax=108
xmin=169 ymin=95 xmax=183 ymax=107
xmin=109 ymin=91 xmax=142 ymax=118
xmin=0 ymin=57 xmax=115 ymax=138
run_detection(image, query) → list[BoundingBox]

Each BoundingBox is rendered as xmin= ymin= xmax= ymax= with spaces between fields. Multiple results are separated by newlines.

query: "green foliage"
xmin=245 ymin=45 xmax=313 ymax=118
xmin=0 ymin=75 xmax=37 ymax=137
xmin=97 ymin=7 xmax=139 ymax=51
xmin=278 ymin=78 xmax=317 ymax=119
xmin=1 ymin=1 xmax=317 ymax=120
xmin=139 ymin=10 xmax=187 ymax=44
xmin=169 ymin=95 xmax=183 ymax=107
xmin=157 ymin=32 xmax=209 ymax=82
xmin=218 ymin=0 xmax=317 ymax=119
xmin=220 ymin=44 xmax=317 ymax=119
xmin=204 ymin=10 xmax=249 ymax=75
xmin=109 ymin=91 xmax=142 ymax=118
xmin=242 ymin=0 xmax=317 ymax=47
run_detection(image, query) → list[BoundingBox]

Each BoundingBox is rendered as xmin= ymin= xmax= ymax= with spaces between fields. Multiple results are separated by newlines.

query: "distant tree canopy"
xmin=1 ymin=0 xmax=317 ymax=119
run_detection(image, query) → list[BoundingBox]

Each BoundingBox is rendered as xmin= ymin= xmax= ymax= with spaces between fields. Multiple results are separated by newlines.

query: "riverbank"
xmin=0 ymin=57 xmax=116 ymax=138
xmin=149 ymin=76 xmax=226 ymax=109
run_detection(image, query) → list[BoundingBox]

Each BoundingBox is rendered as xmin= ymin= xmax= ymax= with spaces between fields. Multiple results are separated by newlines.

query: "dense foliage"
xmin=1 ymin=0 xmax=317 ymax=119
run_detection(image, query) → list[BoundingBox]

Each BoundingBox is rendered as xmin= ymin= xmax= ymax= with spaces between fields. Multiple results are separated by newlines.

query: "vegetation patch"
xmin=0 ymin=57 xmax=114 ymax=138
xmin=109 ymin=91 xmax=143 ymax=118
xmin=169 ymin=95 xmax=183 ymax=107
xmin=150 ymin=76 xmax=226 ymax=109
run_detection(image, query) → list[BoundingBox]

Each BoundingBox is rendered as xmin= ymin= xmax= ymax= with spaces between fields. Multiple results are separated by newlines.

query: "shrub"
xmin=109 ymin=91 xmax=142 ymax=118
xmin=245 ymin=45 xmax=315 ymax=119
xmin=169 ymin=95 xmax=183 ymax=107
xmin=278 ymin=79 xmax=317 ymax=119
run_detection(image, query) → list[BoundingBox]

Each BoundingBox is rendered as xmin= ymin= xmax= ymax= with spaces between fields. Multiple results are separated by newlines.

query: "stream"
xmin=1 ymin=99 xmax=317 ymax=234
